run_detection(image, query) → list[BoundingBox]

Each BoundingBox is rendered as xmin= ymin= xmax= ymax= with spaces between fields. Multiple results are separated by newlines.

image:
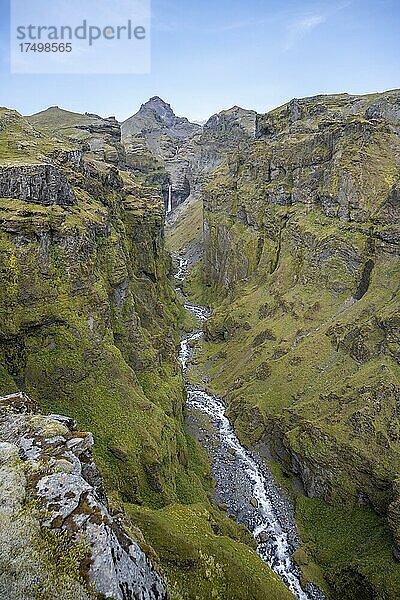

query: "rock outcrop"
xmin=0 ymin=164 xmax=76 ymax=205
xmin=0 ymin=392 xmax=166 ymax=600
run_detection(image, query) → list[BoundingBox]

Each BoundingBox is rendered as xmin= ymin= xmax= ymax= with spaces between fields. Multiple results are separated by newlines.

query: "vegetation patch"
xmin=127 ymin=503 xmax=296 ymax=600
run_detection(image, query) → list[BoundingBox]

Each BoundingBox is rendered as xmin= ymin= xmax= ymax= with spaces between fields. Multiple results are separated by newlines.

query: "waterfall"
xmin=167 ymin=184 xmax=172 ymax=214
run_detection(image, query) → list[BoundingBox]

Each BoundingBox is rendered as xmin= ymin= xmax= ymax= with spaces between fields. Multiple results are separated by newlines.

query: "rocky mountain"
xmin=122 ymin=96 xmax=199 ymax=140
xmin=174 ymin=89 xmax=400 ymax=598
xmin=122 ymin=97 xmax=201 ymax=210
xmin=129 ymin=99 xmax=259 ymax=267
xmin=0 ymin=104 xmax=295 ymax=599
xmin=121 ymin=97 xmax=257 ymax=217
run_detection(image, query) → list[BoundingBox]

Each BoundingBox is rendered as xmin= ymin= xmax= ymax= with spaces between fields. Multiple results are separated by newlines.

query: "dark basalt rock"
xmin=0 ymin=163 xmax=76 ymax=206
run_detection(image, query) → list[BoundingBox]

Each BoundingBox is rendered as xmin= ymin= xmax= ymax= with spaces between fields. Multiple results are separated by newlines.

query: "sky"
xmin=0 ymin=0 xmax=399 ymax=122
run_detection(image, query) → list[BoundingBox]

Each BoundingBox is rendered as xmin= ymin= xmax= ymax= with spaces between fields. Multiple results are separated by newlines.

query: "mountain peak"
xmin=139 ymin=96 xmax=176 ymax=125
xmin=122 ymin=96 xmax=201 ymax=139
xmin=146 ymin=96 xmax=171 ymax=108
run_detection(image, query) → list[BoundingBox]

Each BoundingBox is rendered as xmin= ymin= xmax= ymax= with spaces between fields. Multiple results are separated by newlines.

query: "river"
xmin=175 ymin=257 xmax=325 ymax=600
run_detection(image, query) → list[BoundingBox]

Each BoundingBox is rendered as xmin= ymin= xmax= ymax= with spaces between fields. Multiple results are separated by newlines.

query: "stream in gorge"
xmin=175 ymin=257 xmax=325 ymax=600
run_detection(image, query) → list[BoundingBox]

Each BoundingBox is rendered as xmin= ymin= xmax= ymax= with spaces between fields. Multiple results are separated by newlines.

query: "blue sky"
xmin=0 ymin=0 xmax=399 ymax=121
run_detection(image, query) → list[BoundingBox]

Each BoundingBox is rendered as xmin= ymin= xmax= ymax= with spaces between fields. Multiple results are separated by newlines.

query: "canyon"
xmin=0 ymin=89 xmax=399 ymax=599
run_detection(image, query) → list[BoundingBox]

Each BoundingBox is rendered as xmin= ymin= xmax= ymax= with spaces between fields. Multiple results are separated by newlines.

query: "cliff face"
xmin=0 ymin=163 xmax=76 ymax=205
xmin=120 ymin=97 xmax=261 ymax=269
xmin=179 ymin=90 xmax=400 ymax=595
xmin=0 ymin=107 xmax=201 ymax=509
xmin=161 ymin=103 xmax=258 ymax=268
xmin=204 ymin=90 xmax=400 ymax=286
xmin=203 ymin=90 xmax=400 ymax=506
xmin=0 ymin=106 xmax=295 ymax=600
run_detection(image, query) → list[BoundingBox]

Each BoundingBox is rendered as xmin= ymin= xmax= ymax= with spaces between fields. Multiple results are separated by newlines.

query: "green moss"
xmin=33 ymin=527 xmax=94 ymax=598
xmin=292 ymin=547 xmax=327 ymax=595
xmin=165 ymin=196 xmax=203 ymax=256
xmin=296 ymin=497 xmax=400 ymax=599
xmin=126 ymin=503 xmax=295 ymax=600
xmin=183 ymin=260 xmax=221 ymax=307
xmin=196 ymin=198 xmax=400 ymax=507
xmin=0 ymin=132 xmax=212 ymax=513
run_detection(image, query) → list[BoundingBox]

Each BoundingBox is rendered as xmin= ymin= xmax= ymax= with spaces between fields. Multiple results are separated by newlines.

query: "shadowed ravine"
xmin=176 ymin=259 xmax=325 ymax=600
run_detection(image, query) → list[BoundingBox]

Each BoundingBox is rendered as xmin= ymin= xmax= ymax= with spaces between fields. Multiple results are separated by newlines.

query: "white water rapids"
xmin=176 ymin=257 xmax=325 ymax=600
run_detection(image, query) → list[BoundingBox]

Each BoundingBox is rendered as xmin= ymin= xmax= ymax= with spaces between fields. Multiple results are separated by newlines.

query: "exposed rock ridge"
xmin=0 ymin=392 xmax=167 ymax=600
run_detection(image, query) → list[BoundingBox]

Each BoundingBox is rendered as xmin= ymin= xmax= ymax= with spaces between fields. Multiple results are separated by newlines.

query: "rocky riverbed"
xmin=177 ymin=267 xmax=325 ymax=600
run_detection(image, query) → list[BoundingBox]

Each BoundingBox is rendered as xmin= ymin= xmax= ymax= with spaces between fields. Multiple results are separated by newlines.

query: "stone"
xmin=0 ymin=164 xmax=76 ymax=205
xmin=0 ymin=441 xmax=20 ymax=466
xmin=48 ymin=414 xmax=77 ymax=431
xmin=37 ymin=473 xmax=92 ymax=524
xmin=85 ymin=519 xmax=166 ymax=600
xmin=66 ymin=433 xmax=94 ymax=456
xmin=52 ymin=458 xmax=76 ymax=474
xmin=0 ymin=397 xmax=167 ymax=600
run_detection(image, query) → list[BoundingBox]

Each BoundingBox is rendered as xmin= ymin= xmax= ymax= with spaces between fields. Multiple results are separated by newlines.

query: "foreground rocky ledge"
xmin=0 ymin=392 xmax=166 ymax=600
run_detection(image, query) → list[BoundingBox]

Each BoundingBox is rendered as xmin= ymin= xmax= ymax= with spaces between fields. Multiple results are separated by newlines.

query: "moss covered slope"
xmin=185 ymin=90 xmax=400 ymax=597
xmin=0 ymin=108 xmax=197 ymax=506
